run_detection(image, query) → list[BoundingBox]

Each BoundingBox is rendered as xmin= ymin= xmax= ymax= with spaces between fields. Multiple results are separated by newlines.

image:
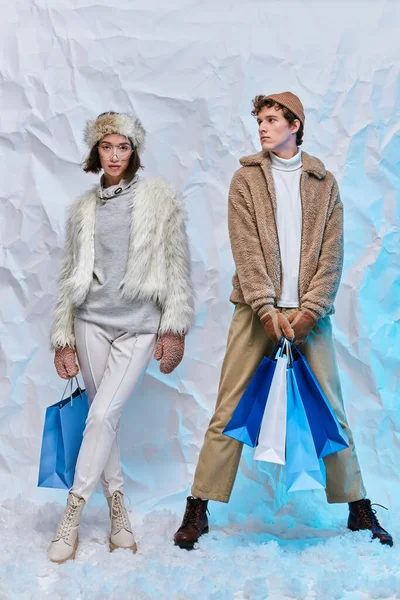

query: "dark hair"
xmin=251 ymin=96 xmax=304 ymax=146
xmin=83 ymin=142 xmax=143 ymax=179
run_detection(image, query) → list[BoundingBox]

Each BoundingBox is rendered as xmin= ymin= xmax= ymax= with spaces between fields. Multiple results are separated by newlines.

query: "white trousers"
xmin=71 ymin=318 xmax=157 ymax=501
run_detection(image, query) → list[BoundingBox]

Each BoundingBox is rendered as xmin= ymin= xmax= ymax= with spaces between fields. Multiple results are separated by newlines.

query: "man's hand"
xmin=154 ymin=332 xmax=185 ymax=374
xmin=54 ymin=346 xmax=79 ymax=379
xmin=288 ymin=310 xmax=318 ymax=345
xmin=261 ymin=310 xmax=294 ymax=344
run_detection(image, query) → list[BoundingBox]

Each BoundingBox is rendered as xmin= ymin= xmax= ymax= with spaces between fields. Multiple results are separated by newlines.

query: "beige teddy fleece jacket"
xmin=229 ymin=150 xmax=343 ymax=321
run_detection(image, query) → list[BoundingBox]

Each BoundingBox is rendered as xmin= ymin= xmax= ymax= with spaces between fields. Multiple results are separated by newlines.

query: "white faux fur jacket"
xmin=50 ymin=177 xmax=194 ymax=349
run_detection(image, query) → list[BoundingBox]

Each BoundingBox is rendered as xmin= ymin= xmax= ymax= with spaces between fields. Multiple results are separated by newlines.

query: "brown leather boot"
xmin=348 ymin=499 xmax=393 ymax=547
xmin=174 ymin=497 xmax=209 ymax=550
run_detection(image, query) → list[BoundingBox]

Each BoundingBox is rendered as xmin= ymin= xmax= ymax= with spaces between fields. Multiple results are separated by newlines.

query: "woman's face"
xmin=98 ymin=134 xmax=133 ymax=184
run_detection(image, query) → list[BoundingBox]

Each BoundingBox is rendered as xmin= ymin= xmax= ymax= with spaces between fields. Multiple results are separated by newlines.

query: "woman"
xmin=48 ymin=111 xmax=194 ymax=563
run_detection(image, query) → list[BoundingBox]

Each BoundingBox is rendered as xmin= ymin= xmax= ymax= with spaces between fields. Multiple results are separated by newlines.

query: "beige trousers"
xmin=192 ymin=304 xmax=366 ymax=504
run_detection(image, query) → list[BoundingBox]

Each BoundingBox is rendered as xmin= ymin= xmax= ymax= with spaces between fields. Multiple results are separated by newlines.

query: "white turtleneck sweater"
xmin=269 ymin=150 xmax=303 ymax=308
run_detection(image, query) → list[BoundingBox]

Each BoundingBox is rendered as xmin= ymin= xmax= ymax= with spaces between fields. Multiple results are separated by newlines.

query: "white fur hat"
xmin=84 ymin=111 xmax=146 ymax=154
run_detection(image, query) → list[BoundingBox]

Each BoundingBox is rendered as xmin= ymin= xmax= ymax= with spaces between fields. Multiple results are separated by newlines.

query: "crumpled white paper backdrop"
xmin=1 ymin=0 xmax=399 ymax=521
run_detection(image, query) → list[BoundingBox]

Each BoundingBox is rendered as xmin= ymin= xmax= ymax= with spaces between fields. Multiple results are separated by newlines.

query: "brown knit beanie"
xmin=266 ymin=92 xmax=305 ymax=126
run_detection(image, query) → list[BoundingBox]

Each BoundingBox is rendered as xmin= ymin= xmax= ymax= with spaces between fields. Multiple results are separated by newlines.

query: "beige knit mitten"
xmin=260 ymin=310 xmax=294 ymax=344
xmin=154 ymin=333 xmax=185 ymax=374
xmin=54 ymin=346 xmax=80 ymax=380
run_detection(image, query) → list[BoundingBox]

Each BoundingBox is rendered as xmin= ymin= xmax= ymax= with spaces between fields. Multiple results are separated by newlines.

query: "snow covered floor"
xmin=1 ymin=497 xmax=399 ymax=600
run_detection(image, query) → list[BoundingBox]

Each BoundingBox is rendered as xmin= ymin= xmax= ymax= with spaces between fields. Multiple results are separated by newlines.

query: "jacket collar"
xmin=239 ymin=150 xmax=326 ymax=179
xmin=96 ymin=175 xmax=138 ymax=203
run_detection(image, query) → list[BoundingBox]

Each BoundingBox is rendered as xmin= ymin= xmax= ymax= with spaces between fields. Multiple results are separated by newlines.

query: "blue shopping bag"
xmin=223 ymin=338 xmax=285 ymax=447
xmin=38 ymin=379 xmax=89 ymax=489
xmin=291 ymin=345 xmax=349 ymax=458
xmin=285 ymin=367 xmax=326 ymax=493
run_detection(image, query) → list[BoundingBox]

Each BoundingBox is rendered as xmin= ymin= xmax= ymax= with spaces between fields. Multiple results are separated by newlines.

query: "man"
xmin=174 ymin=92 xmax=393 ymax=549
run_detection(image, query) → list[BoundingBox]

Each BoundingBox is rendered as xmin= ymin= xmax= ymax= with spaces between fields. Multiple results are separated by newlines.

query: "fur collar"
xmin=66 ymin=177 xmax=179 ymax=306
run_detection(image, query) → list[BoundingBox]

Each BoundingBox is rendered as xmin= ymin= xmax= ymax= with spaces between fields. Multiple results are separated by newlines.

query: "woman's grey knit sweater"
xmin=74 ymin=176 xmax=161 ymax=333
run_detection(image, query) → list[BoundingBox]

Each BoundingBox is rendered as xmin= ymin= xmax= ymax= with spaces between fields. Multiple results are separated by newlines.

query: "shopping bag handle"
xmin=269 ymin=335 xmax=296 ymax=359
xmin=60 ymin=377 xmax=84 ymax=407
xmin=269 ymin=335 xmax=286 ymax=359
xmin=285 ymin=338 xmax=294 ymax=367
xmin=288 ymin=342 xmax=303 ymax=360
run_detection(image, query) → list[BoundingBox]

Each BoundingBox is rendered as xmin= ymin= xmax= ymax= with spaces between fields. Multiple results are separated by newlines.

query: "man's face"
xmin=257 ymin=105 xmax=300 ymax=154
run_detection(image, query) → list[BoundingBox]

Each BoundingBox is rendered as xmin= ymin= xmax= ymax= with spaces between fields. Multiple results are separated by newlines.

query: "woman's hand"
xmin=54 ymin=346 xmax=79 ymax=379
xmin=154 ymin=332 xmax=185 ymax=374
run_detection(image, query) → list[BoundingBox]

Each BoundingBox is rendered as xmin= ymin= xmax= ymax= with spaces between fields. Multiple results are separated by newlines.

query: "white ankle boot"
xmin=107 ymin=491 xmax=137 ymax=553
xmin=48 ymin=492 xmax=85 ymax=563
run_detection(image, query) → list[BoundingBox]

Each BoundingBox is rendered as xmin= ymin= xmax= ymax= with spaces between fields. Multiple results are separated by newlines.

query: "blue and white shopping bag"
xmin=291 ymin=344 xmax=349 ymax=458
xmin=223 ymin=338 xmax=285 ymax=447
xmin=285 ymin=365 xmax=326 ymax=493
xmin=38 ymin=378 xmax=89 ymax=490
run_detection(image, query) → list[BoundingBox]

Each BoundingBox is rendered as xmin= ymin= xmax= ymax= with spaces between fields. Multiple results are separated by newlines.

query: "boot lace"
xmin=182 ymin=498 xmax=209 ymax=528
xmin=111 ymin=492 xmax=131 ymax=532
xmin=55 ymin=494 xmax=83 ymax=540
xmin=356 ymin=500 xmax=388 ymax=529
